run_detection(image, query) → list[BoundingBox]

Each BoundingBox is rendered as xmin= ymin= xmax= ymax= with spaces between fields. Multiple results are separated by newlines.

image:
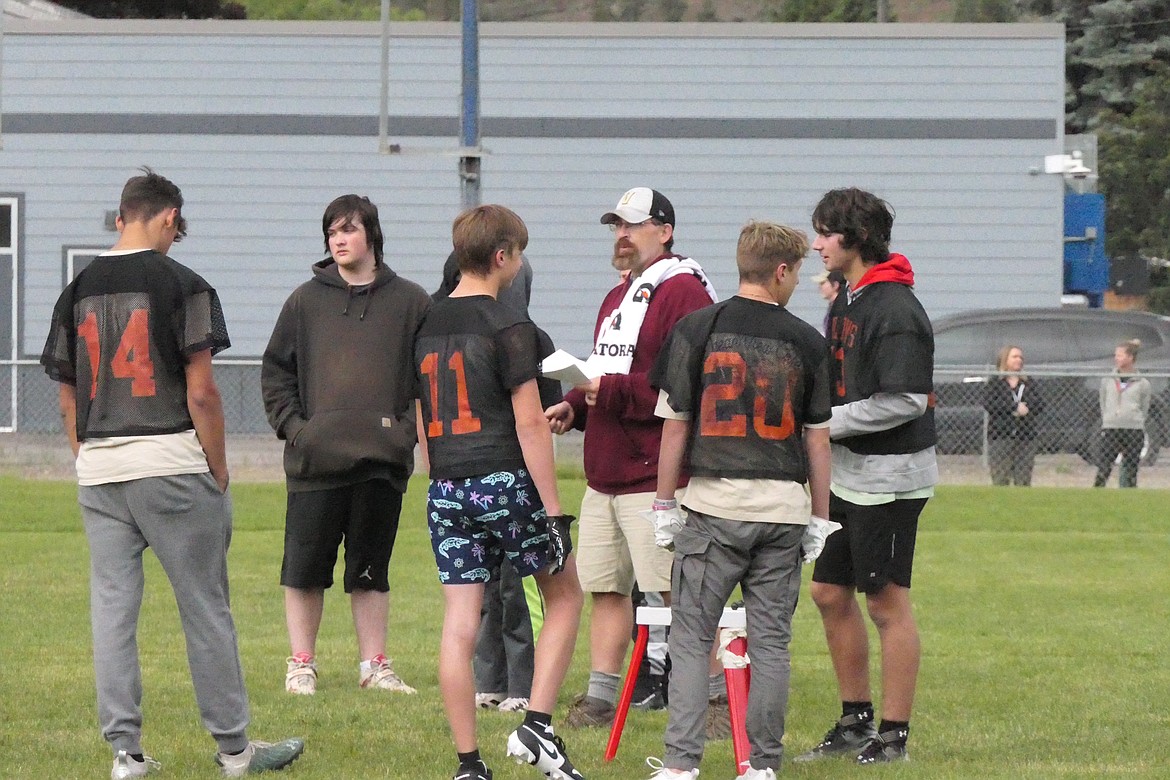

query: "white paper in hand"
xmin=541 ymin=349 xmax=602 ymax=385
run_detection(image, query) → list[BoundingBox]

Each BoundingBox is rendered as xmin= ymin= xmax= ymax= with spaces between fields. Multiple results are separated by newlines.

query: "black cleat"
xmin=856 ymin=728 xmax=909 ymax=765
xmin=792 ymin=712 xmax=877 ymax=762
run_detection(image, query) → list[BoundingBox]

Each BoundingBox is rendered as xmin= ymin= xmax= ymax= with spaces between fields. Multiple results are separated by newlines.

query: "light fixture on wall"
xmin=1040 ymin=151 xmax=1092 ymax=177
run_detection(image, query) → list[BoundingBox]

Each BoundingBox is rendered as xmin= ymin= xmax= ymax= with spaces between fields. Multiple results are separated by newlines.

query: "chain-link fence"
xmin=4 ymin=360 xmax=1169 ymax=487
xmin=0 ymin=358 xmax=269 ymax=434
xmin=934 ymin=367 xmax=1170 ymax=487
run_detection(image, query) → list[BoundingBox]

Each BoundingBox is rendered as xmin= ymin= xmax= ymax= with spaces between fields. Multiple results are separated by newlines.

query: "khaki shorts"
xmin=575 ymin=487 xmax=673 ymax=595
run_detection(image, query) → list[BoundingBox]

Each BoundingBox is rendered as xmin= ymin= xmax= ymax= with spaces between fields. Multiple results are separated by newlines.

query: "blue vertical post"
xmin=460 ymin=0 xmax=481 ymax=209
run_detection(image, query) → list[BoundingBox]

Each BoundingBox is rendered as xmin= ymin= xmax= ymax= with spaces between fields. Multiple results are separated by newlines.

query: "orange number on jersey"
xmin=77 ymin=313 xmax=102 ymax=400
xmin=700 ymin=351 xmax=796 ymax=440
xmin=752 ymin=373 xmax=796 ymax=440
xmin=834 ymin=346 xmax=846 ymax=398
xmin=420 ymin=350 xmax=483 ymax=438
xmin=76 ymin=309 xmax=156 ymax=399
xmin=699 ymin=352 xmax=747 ymax=437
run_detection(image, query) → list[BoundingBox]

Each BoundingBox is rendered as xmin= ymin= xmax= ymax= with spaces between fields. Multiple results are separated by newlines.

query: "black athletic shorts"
xmin=811 ymin=493 xmax=927 ymax=594
xmin=280 ymin=479 xmax=404 ymax=593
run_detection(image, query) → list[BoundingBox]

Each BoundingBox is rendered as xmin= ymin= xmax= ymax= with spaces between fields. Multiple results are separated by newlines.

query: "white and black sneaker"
xmin=506 ymin=723 xmax=585 ymax=779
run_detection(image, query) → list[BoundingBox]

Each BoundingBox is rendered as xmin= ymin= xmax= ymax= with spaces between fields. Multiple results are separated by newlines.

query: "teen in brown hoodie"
xmin=262 ymin=194 xmax=431 ymax=697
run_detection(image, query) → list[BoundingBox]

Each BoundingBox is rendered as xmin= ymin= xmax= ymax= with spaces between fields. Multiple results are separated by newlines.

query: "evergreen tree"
xmin=1020 ymin=0 xmax=1170 ymax=131
xmin=1098 ymin=64 xmax=1170 ymax=262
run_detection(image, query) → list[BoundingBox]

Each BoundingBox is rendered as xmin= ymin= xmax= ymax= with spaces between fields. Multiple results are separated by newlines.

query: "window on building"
xmin=63 ymin=247 xmax=104 ymax=285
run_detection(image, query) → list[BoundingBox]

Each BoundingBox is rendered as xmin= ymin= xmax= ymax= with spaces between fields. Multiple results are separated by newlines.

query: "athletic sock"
xmin=524 ymin=710 xmax=553 ymax=731
xmin=842 ymin=700 xmax=874 ymax=721
xmin=456 ymin=749 xmax=482 ymax=769
xmin=586 ymin=671 xmax=620 ymax=705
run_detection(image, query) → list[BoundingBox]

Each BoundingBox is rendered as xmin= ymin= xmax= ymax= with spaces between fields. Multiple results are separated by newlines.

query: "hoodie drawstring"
xmin=341 ymin=285 xmax=372 ymax=320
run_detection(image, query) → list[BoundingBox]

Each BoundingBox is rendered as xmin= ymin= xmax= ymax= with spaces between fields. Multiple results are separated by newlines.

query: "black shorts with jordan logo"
xmin=280 ymin=478 xmax=404 ymax=593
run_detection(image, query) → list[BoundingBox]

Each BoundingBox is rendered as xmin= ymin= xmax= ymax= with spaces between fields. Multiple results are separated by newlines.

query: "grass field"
xmin=2 ymin=476 xmax=1168 ymax=779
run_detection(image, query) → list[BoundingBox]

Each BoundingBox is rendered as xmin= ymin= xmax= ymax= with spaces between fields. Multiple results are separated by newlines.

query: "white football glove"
xmin=639 ymin=499 xmax=687 ymax=551
xmin=801 ymin=515 xmax=842 ymax=564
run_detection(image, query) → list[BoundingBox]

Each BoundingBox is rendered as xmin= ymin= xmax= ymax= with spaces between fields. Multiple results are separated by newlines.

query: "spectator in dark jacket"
xmin=981 ymin=345 xmax=1043 ymax=486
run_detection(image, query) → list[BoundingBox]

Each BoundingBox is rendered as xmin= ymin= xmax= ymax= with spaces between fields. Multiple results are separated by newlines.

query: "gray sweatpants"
xmin=79 ymin=473 xmax=251 ymax=756
xmin=663 ymin=510 xmax=804 ymax=772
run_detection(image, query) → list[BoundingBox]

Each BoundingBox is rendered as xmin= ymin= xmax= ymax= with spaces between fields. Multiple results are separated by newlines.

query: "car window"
xmin=1074 ymin=321 xmax=1163 ymax=361
xmin=995 ymin=320 xmax=1082 ymax=364
xmin=935 ymin=323 xmax=1001 ymax=365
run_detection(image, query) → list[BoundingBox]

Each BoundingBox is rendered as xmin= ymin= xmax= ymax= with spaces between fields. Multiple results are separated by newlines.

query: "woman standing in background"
xmin=1094 ymin=339 xmax=1151 ymax=488
xmin=982 ymin=345 xmax=1043 ymax=486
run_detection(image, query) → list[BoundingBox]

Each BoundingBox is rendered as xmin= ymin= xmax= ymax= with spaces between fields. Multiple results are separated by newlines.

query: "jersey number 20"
xmin=699 ymin=351 xmax=795 ymax=440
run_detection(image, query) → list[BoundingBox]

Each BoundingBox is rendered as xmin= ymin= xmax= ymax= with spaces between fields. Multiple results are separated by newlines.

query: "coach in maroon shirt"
xmin=545 ymin=188 xmax=716 ymax=728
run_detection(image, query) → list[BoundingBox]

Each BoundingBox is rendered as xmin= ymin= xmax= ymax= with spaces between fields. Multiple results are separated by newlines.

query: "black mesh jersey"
xmin=414 ymin=295 xmax=542 ymax=480
xmin=40 ymin=250 xmax=230 ymax=440
xmin=651 ymin=297 xmax=831 ymax=482
xmin=826 ymin=281 xmax=936 ymax=455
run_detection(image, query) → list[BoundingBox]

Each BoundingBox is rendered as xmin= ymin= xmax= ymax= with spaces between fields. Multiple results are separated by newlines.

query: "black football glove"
xmin=546 ymin=514 xmax=576 ymax=575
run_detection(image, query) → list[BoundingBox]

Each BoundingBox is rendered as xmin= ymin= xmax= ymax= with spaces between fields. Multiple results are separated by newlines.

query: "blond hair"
xmin=1118 ymin=338 xmax=1142 ymax=360
xmin=736 ymin=221 xmax=809 ymax=284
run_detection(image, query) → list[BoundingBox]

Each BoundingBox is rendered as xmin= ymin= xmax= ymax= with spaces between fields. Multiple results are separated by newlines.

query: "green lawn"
xmin=1 ymin=477 xmax=1167 ymax=779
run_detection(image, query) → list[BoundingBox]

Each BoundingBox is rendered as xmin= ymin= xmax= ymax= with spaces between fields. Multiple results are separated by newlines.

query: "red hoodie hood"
xmin=853 ymin=253 xmax=914 ymax=290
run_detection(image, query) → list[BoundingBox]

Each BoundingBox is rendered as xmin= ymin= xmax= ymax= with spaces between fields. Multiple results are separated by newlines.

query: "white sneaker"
xmin=285 ymin=655 xmax=317 ymax=695
xmin=111 ymin=751 xmax=160 ymax=780
xmin=645 ymin=756 xmax=699 ymax=779
xmin=475 ymin=691 xmax=505 ymax=709
xmin=735 ymin=765 xmax=776 ymax=780
xmin=498 ymin=696 xmax=529 ymax=712
xmin=359 ymin=654 xmax=417 ymax=693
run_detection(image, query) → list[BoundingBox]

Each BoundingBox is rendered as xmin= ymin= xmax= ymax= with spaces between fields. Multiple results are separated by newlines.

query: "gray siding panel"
xmin=3 ymin=21 xmax=1065 ymax=364
xmin=5 ymin=26 xmax=1062 ymax=119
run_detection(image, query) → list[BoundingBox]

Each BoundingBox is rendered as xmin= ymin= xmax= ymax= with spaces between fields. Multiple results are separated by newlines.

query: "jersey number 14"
xmin=77 ymin=309 xmax=157 ymax=400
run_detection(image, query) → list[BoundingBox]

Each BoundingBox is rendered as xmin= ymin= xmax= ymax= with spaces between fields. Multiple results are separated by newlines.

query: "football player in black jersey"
xmin=796 ymin=188 xmax=937 ymax=766
xmin=647 ymin=221 xmax=833 ymax=780
xmin=414 ymin=205 xmax=585 ymax=780
xmin=41 ymin=168 xmax=304 ymax=778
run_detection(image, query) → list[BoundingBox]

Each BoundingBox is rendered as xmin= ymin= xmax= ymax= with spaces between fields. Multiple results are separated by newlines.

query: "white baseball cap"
xmin=600 ymin=187 xmax=675 ymax=227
